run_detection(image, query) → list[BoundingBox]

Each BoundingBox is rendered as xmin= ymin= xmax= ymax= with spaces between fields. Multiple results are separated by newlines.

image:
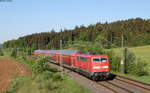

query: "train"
xmin=34 ymin=50 xmax=111 ymax=81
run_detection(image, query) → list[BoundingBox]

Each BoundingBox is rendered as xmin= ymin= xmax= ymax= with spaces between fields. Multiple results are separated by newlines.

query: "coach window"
xmin=83 ymin=57 xmax=87 ymax=62
xmin=80 ymin=57 xmax=84 ymax=61
xmin=77 ymin=56 xmax=80 ymax=61
xmin=80 ymin=57 xmax=87 ymax=62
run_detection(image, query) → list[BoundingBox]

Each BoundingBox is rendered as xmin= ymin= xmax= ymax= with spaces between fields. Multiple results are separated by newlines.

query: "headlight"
xmin=102 ymin=66 xmax=108 ymax=68
xmin=93 ymin=66 xmax=100 ymax=69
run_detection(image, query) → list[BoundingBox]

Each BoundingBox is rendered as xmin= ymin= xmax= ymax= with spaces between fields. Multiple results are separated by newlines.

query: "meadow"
xmin=112 ymin=45 xmax=150 ymax=62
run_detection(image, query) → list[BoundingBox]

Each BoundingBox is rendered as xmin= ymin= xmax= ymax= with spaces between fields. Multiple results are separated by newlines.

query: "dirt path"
xmin=0 ymin=57 xmax=32 ymax=93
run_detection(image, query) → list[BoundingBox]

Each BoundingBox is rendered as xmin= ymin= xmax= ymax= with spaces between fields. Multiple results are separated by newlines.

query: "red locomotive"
xmin=34 ymin=50 xmax=111 ymax=80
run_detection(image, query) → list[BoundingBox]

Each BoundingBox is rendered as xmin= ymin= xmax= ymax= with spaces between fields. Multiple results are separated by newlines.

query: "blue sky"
xmin=0 ymin=0 xmax=150 ymax=44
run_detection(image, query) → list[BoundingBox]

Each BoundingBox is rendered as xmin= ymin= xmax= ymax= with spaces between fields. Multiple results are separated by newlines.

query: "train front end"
xmin=90 ymin=55 xmax=111 ymax=80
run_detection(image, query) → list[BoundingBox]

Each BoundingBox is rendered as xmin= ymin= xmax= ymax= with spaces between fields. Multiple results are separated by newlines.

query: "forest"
xmin=3 ymin=18 xmax=150 ymax=49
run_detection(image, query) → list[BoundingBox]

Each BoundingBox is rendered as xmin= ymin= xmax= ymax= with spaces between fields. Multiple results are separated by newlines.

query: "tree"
xmin=0 ymin=49 xmax=4 ymax=56
xmin=11 ymin=48 xmax=17 ymax=58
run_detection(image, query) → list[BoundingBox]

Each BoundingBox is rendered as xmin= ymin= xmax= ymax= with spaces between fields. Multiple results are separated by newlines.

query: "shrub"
xmin=125 ymin=50 xmax=136 ymax=74
xmin=32 ymin=56 xmax=57 ymax=75
xmin=130 ymin=59 xmax=148 ymax=76
xmin=32 ymin=56 xmax=50 ymax=75
xmin=125 ymin=49 xmax=148 ymax=76
xmin=42 ymin=71 xmax=54 ymax=80
xmin=52 ymin=72 xmax=63 ymax=81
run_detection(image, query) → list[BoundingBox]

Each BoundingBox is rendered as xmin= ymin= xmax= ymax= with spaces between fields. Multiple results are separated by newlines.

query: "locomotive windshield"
xmin=93 ymin=57 xmax=107 ymax=62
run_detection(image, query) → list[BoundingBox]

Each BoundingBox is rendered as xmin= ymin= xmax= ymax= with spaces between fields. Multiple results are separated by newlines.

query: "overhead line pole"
xmin=121 ymin=35 xmax=125 ymax=74
xmin=113 ymin=36 xmax=125 ymax=74
xmin=60 ymin=40 xmax=63 ymax=77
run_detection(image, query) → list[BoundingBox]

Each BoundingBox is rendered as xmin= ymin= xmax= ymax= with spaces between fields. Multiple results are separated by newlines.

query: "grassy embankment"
xmin=1 ymin=49 xmax=92 ymax=93
xmin=112 ymin=45 xmax=150 ymax=83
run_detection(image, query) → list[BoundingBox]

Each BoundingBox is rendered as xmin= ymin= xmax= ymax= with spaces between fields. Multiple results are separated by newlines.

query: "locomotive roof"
xmin=34 ymin=50 xmax=106 ymax=56
xmin=59 ymin=50 xmax=79 ymax=56
xmin=34 ymin=49 xmax=79 ymax=56
xmin=34 ymin=50 xmax=57 ymax=53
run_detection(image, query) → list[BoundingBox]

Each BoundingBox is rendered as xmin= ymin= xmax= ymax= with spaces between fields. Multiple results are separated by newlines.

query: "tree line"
xmin=3 ymin=18 xmax=150 ymax=49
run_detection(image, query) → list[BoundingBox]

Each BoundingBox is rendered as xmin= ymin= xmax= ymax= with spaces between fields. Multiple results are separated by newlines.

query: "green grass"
xmin=112 ymin=71 xmax=150 ymax=83
xmin=1 ymin=48 xmax=12 ymax=57
xmin=5 ymin=74 xmax=92 ymax=93
xmin=112 ymin=45 xmax=150 ymax=62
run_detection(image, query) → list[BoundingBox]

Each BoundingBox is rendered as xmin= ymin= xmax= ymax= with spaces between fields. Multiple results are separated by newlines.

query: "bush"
xmin=32 ymin=56 xmax=57 ymax=75
xmin=52 ymin=72 xmax=63 ymax=81
xmin=129 ymin=59 xmax=149 ymax=76
xmin=0 ymin=49 xmax=4 ymax=56
xmin=125 ymin=49 xmax=148 ymax=76
xmin=125 ymin=51 xmax=136 ymax=74
xmin=42 ymin=71 xmax=54 ymax=80
xmin=32 ymin=56 xmax=50 ymax=75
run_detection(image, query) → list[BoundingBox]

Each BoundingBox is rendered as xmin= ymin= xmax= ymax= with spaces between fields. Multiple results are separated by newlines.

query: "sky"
xmin=0 ymin=0 xmax=150 ymax=44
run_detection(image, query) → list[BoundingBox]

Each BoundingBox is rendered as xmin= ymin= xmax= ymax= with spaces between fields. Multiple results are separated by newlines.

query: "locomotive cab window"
xmin=93 ymin=57 xmax=107 ymax=62
xmin=93 ymin=57 xmax=100 ymax=62
xmin=101 ymin=57 xmax=107 ymax=62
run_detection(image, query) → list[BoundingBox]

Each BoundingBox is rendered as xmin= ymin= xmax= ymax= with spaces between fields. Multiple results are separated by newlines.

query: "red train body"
xmin=34 ymin=50 xmax=111 ymax=80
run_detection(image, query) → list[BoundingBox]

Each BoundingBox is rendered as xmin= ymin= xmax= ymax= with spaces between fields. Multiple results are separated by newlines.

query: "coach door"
xmin=56 ymin=55 xmax=58 ymax=62
xmin=76 ymin=56 xmax=81 ymax=68
xmin=80 ymin=57 xmax=88 ymax=70
xmin=71 ymin=56 xmax=74 ymax=67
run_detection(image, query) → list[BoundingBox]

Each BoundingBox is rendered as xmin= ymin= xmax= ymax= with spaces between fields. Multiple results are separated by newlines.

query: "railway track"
xmin=113 ymin=75 xmax=150 ymax=93
xmin=47 ymin=62 xmax=150 ymax=93
xmin=96 ymin=81 xmax=133 ymax=93
xmin=94 ymin=74 xmax=150 ymax=93
xmin=116 ymin=75 xmax=150 ymax=89
xmin=95 ymin=73 xmax=150 ymax=93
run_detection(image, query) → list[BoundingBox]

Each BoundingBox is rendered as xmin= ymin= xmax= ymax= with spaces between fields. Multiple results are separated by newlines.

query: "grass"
xmin=112 ymin=45 xmax=150 ymax=62
xmin=9 ymin=75 xmax=91 ymax=93
xmin=112 ymin=45 xmax=150 ymax=84
xmin=5 ymin=72 xmax=92 ymax=93
xmin=1 ymin=48 xmax=12 ymax=57
xmin=112 ymin=71 xmax=150 ymax=83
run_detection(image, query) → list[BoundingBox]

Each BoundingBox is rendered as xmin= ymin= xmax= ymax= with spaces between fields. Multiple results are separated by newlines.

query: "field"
xmin=112 ymin=45 xmax=150 ymax=62
xmin=0 ymin=57 xmax=31 ymax=93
